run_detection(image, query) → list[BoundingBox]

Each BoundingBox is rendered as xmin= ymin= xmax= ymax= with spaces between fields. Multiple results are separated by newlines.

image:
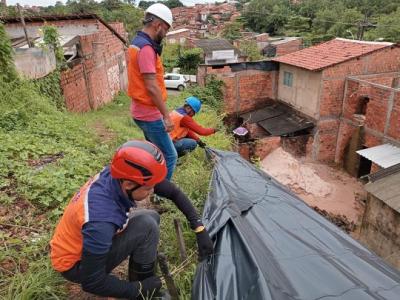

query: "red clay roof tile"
xmin=273 ymin=38 xmax=393 ymax=71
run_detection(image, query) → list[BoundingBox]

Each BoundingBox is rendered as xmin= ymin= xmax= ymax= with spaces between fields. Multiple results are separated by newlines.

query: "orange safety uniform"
xmin=169 ymin=110 xmax=188 ymax=141
xmin=127 ymin=31 xmax=167 ymax=107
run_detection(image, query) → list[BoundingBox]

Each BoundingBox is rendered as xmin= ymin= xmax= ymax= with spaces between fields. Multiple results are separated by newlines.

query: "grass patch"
xmin=1 ymin=74 xmax=231 ymax=299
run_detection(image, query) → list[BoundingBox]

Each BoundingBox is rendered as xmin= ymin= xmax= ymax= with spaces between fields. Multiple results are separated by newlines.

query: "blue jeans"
xmin=174 ymin=138 xmax=198 ymax=157
xmin=134 ymin=119 xmax=177 ymax=180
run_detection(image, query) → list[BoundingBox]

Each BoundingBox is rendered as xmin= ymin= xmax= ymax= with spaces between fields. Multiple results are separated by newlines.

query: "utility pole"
xmin=17 ymin=3 xmax=33 ymax=48
xmin=356 ymin=13 xmax=375 ymax=41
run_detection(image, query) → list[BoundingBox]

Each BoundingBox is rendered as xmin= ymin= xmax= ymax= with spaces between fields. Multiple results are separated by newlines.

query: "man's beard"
xmin=155 ymin=30 xmax=164 ymax=44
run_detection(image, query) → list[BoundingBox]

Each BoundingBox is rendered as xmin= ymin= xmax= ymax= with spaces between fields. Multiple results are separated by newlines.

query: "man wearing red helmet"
xmin=50 ymin=140 xmax=213 ymax=299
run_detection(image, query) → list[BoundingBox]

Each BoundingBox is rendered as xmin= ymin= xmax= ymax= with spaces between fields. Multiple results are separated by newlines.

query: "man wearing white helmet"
xmin=127 ymin=3 xmax=178 ymax=181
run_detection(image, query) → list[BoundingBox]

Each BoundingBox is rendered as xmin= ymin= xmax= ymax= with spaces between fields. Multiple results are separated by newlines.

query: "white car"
xmin=164 ymin=73 xmax=188 ymax=91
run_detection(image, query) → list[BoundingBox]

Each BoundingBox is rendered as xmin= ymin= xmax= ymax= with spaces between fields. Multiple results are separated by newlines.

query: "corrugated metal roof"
xmin=194 ymin=39 xmax=238 ymax=55
xmin=0 ymin=14 xmax=127 ymax=46
xmin=356 ymin=144 xmax=400 ymax=168
xmin=240 ymin=102 xmax=314 ymax=136
xmin=365 ymin=171 xmax=400 ymax=213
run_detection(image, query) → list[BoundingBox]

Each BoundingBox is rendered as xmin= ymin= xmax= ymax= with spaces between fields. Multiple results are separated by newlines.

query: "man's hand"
xmin=197 ymin=140 xmax=207 ymax=148
xmin=138 ymin=276 xmax=162 ymax=299
xmin=196 ymin=229 xmax=214 ymax=261
xmin=163 ymin=115 xmax=174 ymax=132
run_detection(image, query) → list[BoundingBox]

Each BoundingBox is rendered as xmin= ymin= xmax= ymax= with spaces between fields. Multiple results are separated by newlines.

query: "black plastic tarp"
xmin=192 ymin=150 xmax=400 ymax=300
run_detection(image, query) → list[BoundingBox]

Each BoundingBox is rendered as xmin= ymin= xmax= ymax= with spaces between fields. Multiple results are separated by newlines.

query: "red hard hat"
xmin=110 ymin=140 xmax=167 ymax=186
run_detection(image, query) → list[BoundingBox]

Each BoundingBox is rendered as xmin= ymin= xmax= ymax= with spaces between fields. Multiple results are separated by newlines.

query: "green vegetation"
xmin=177 ymin=48 xmax=203 ymax=75
xmin=138 ymin=0 xmax=184 ymax=10
xmin=239 ymin=40 xmax=263 ymax=61
xmin=242 ymin=0 xmax=400 ymax=43
xmin=221 ymin=21 xmax=243 ymax=42
xmin=161 ymin=43 xmax=181 ymax=72
xmin=0 ymin=29 xmax=229 ymax=297
xmin=162 ymin=44 xmax=203 ymax=75
xmin=0 ymin=24 xmax=18 ymax=83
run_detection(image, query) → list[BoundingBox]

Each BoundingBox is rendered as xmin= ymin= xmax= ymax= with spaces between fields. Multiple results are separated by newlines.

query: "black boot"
xmin=128 ymin=258 xmax=156 ymax=282
xmin=129 ymin=258 xmax=171 ymax=300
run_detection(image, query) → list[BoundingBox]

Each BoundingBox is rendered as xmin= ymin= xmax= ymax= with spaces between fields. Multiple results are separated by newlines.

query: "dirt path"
xmin=261 ymin=148 xmax=366 ymax=224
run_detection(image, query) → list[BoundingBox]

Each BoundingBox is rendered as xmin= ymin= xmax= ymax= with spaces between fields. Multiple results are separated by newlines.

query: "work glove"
xmin=138 ymin=276 xmax=162 ymax=299
xmin=197 ymin=139 xmax=207 ymax=148
xmin=196 ymin=229 xmax=214 ymax=261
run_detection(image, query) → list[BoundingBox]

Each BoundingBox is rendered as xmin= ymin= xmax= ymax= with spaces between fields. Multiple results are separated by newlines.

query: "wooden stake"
xmin=174 ymin=218 xmax=187 ymax=262
xmin=17 ymin=3 xmax=33 ymax=48
xmin=157 ymin=253 xmax=179 ymax=300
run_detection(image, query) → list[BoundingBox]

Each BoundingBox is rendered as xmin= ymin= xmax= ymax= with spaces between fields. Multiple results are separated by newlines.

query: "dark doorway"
xmin=357 ymin=148 xmax=372 ymax=178
xmin=355 ymin=96 xmax=369 ymax=115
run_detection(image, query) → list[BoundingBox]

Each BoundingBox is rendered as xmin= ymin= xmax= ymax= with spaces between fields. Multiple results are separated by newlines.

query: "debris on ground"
xmin=27 ymin=152 xmax=64 ymax=169
xmin=312 ymin=206 xmax=356 ymax=233
xmin=262 ymin=147 xmax=366 ymax=224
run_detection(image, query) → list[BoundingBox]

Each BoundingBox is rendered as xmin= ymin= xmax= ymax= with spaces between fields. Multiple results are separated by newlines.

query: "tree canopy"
xmin=242 ymin=0 xmax=400 ymax=43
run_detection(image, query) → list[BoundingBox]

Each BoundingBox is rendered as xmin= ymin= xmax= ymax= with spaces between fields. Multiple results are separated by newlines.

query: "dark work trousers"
xmin=62 ymin=209 xmax=160 ymax=283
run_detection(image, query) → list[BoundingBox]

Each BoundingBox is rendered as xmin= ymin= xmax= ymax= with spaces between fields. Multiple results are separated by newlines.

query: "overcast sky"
xmin=7 ymin=0 xmax=223 ymax=8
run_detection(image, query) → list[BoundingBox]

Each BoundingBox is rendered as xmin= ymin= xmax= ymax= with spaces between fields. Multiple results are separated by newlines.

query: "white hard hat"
xmin=145 ymin=3 xmax=173 ymax=28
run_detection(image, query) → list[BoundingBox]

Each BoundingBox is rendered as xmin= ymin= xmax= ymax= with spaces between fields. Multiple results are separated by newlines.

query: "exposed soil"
xmin=90 ymin=121 xmax=117 ymax=143
xmin=261 ymin=147 xmax=366 ymax=227
xmin=0 ymin=198 xmax=47 ymax=276
xmin=312 ymin=206 xmax=356 ymax=233
xmin=27 ymin=152 xmax=64 ymax=169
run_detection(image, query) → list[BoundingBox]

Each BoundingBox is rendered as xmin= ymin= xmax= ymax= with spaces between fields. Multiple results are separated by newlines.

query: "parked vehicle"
xmin=164 ymin=73 xmax=188 ymax=91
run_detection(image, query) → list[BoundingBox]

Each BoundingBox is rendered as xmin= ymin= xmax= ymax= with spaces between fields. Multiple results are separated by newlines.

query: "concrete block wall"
xmin=359 ymin=195 xmax=400 ymax=270
xmin=14 ymin=47 xmax=56 ymax=79
xmin=313 ymin=46 xmax=400 ymax=162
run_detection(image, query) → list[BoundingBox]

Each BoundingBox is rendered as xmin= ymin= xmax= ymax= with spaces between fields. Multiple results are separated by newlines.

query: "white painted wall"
xmin=14 ymin=48 xmax=56 ymax=79
xmin=278 ymin=64 xmax=322 ymax=119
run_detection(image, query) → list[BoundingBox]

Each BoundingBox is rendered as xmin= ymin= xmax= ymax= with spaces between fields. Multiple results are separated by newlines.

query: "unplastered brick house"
xmin=2 ymin=14 xmax=128 ymax=112
xmin=336 ymin=72 xmax=400 ymax=176
xmin=166 ymin=28 xmax=191 ymax=45
xmin=197 ymin=38 xmax=400 ymax=168
xmin=273 ymin=38 xmax=400 ymax=162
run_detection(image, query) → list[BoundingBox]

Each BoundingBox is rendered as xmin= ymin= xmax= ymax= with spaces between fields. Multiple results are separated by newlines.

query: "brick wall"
xmin=334 ymin=75 xmax=400 ymax=171
xmin=60 ymin=63 xmax=91 ymax=112
xmin=60 ymin=20 xmax=127 ymax=112
xmin=275 ymin=39 xmax=302 ymax=56
xmin=197 ymin=63 xmax=278 ymax=115
xmin=312 ymin=46 xmax=400 ymax=162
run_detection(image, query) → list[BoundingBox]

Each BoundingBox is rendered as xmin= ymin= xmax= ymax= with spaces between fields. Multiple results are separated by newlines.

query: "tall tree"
xmin=365 ymin=8 xmax=400 ymax=42
xmin=221 ymin=21 xmax=242 ymax=42
xmin=242 ymin=0 xmax=292 ymax=34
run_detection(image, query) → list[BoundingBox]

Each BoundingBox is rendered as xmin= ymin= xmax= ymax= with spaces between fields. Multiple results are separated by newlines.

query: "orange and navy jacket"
xmin=50 ymin=166 xmax=134 ymax=272
xmin=169 ymin=107 xmax=216 ymax=141
xmin=127 ymin=31 xmax=167 ymax=107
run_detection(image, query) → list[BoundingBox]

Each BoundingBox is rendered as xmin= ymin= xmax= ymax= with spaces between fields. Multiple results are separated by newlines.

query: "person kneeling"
xmin=50 ymin=140 xmax=213 ymax=299
xmin=169 ymin=96 xmax=218 ymax=157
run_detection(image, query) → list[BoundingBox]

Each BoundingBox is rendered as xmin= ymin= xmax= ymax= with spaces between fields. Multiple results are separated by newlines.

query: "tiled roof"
xmin=273 ymin=38 xmax=393 ymax=71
